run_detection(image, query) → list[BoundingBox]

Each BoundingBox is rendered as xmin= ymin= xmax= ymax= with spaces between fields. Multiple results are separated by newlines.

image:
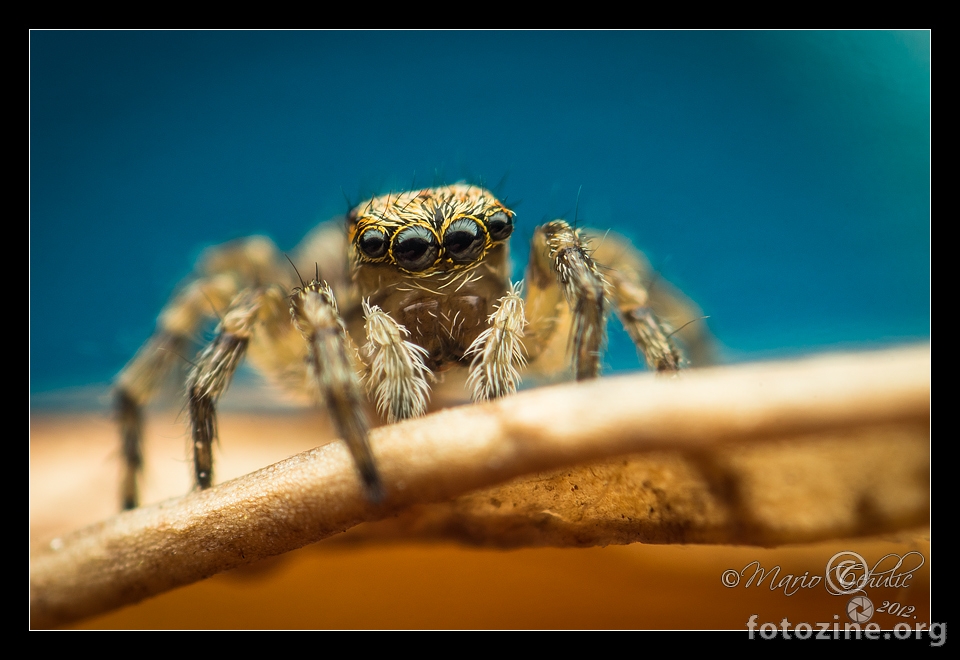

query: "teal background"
xmin=30 ymin=31 xmax=930 ymax=394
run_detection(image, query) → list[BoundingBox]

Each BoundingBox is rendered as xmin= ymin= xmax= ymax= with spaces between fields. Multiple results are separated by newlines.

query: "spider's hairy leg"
xmin=588 ymin=232 xmax=713 ymax=371
xmin=187 ymin=288 xmax=274 ymax=490
xmin=113 ymin=236 xmax=286 ymax=509
xmin=609 ymin=272 xmax=681 ymax=372
xmin=361 ymin=301 xmax=431 ymax=423
xmin=291 ymin=281 xmax=384 ymax=502
xmin=527 ymin=220 xmax=608 ymax=380
xmin=466 ymin=282 xmax=527 ymax=401
xmin=114 ymin=273 xmax=240 ymax=509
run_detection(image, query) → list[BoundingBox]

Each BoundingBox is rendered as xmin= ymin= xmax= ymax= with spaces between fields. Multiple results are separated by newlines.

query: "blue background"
xmin=30 ymin=31 xmax=930 ymax=395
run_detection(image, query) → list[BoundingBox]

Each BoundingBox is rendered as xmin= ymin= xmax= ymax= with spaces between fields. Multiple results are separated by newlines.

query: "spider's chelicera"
xmin=115 ymin=184 xmax=699 ymax=509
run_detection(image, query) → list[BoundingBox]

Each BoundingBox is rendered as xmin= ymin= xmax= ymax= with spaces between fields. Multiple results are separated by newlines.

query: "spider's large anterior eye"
xmin=393 ymin=226 xmax=439 ymax=271
xmin=443 ymin=217 xmax=485 ymax=262
xmin=487 ymin=211 xmax=513 ymax=241
xmin=358 ymin=228 xmax=389 ymax=259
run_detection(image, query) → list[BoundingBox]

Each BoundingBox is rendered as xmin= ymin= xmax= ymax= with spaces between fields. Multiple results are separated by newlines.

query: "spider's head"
xmin=347 ymin=184 xmax=514 ymax=276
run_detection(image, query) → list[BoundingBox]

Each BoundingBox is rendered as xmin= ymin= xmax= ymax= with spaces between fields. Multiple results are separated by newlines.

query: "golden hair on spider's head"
xmin=348 ymin=184 xmax=515 ymax=274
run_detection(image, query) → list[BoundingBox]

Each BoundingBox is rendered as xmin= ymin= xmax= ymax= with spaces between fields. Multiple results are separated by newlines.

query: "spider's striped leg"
xmin=114 ymin=237 xmax=285 ymax=509
xmin=466 ymin=282 xmax=527 ymax=401
xmin=291 ymin=281 xmax=383 ymax=502
xmin=606 ymin=269 xmax=681 ymax=372
xmin=360 ymin=300 xmax=431 ymax=422
xmin=587 ymin=232 xmax=710 ymax=371
xmin=187 ymin=288 xmax=280 ymax=491
xmin=114 ymin=273 xmax=239 ymax=509
xmin=526 ymin=220 xmax=608 ymax=380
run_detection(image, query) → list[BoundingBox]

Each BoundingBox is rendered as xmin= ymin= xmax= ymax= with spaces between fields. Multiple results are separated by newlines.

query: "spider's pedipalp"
xmin=361 ymin=300 xmax=431 ymax=423
xmin=291 ymin=281 xmax=383 ymax=502
xmin=466 ymin=282 xmax=527 ymax=401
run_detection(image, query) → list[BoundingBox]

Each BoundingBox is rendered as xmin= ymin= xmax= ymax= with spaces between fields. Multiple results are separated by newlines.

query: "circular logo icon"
xmin=847 ymin=595 xmax=874 ymax=623
xmin=826 ymin=550 xmax=869 ymax=595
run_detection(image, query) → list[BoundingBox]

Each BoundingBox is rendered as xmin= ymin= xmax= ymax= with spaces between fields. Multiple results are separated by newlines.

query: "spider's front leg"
xmin=290 ymin=281 xmax=384 ymax=502
xmin=524 ymin=220 xmax=683 ymax=378
xmin=525 ymin=220 xmax=608 ymax=379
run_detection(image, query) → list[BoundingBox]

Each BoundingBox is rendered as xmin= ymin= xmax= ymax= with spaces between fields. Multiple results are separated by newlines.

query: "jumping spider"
xmin=115 ymin=184 xmax=706 ymax=509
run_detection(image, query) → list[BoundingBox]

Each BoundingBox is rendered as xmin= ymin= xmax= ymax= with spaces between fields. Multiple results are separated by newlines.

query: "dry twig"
xmin=30 ymin=345 xmax=929 ymax=628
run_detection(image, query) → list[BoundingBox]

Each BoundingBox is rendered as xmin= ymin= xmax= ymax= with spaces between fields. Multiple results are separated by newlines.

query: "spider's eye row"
xmin=487 ymin=211 xmax=513 ymax=241
xmin=358 ymin=228 xmax=389 ymax=259
xmin=444 ymin=217 xmax=485 ymax=262
xmin=393 ymin=226 xmax=439 ymax=271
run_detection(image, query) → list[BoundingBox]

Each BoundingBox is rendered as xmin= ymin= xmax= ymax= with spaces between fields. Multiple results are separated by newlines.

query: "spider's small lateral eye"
xmin=393 ymin=226 xmax=439 ymax=271
xmin=358 ymin=228 xmax=389 ymax=259
xmin=487 ymin=211 xmax=513 ymax=241
xmin=443 ymin=217 xmax=485 ymax=262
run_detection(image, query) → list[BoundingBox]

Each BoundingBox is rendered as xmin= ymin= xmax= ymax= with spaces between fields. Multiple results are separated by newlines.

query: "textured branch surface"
xmin=30 ymin=345 xmax=930 ymax=628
